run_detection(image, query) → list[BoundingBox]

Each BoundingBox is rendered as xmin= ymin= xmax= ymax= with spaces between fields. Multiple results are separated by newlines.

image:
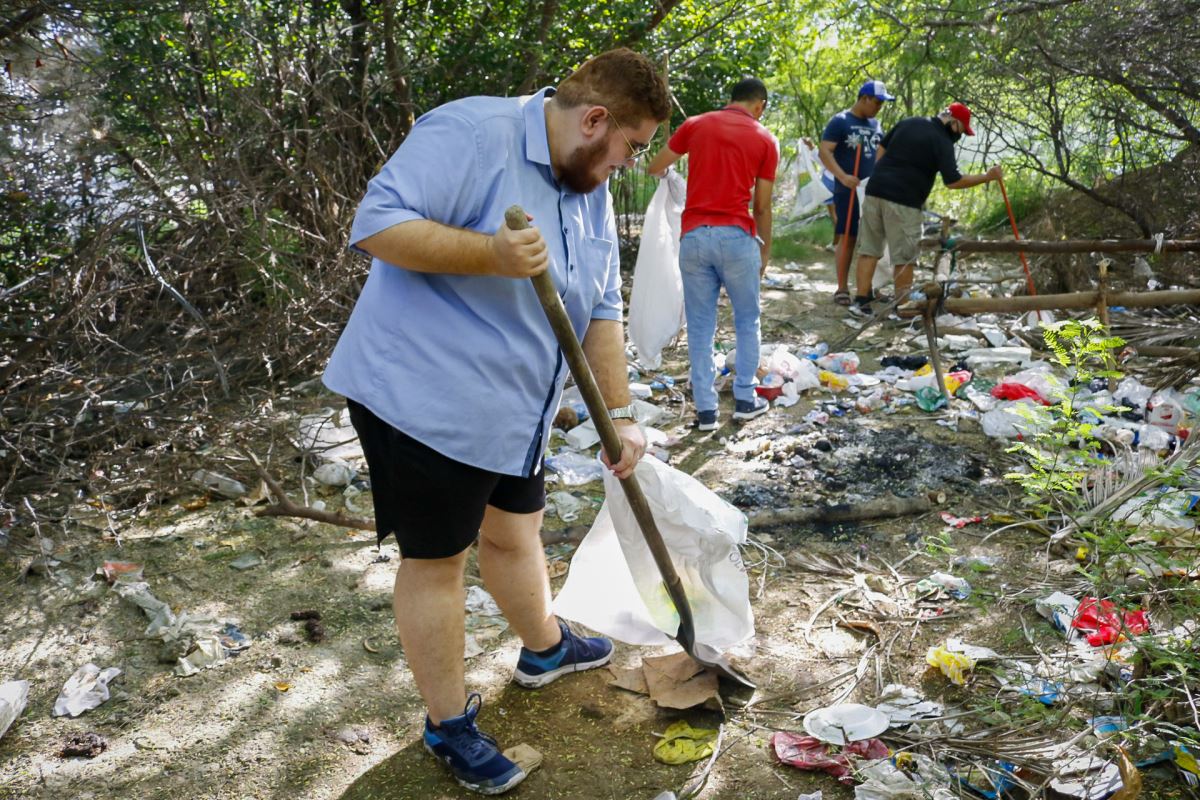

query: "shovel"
xmin=505 ymin=205 xmax=754 ymax=688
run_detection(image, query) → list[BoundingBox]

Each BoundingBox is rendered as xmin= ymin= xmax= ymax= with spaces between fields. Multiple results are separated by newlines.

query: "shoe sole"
xmin=512 ymin=651 xmax=613 ymax=689
xmin=425 ymin=743 xmax=527 ymax=795
xmin=696 ymin=422 xmax=718 ymax=432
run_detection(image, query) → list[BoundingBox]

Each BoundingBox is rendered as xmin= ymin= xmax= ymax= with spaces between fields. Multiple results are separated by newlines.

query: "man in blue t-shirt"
xmin=819 ymin=80 xmax=894 ymax=305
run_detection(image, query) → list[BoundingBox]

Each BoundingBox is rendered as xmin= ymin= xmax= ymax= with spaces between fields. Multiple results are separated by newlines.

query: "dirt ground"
xmin=0 ymin=251 xmax=1144 ymax=799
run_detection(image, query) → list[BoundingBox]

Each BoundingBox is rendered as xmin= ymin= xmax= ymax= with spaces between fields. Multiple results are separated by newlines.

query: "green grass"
xmin=772 ymin=216 xmax=835 ymax=262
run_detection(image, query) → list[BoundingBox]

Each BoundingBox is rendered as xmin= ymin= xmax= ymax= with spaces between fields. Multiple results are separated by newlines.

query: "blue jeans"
xmin=679 ymin=225 xmax=761 ymax=412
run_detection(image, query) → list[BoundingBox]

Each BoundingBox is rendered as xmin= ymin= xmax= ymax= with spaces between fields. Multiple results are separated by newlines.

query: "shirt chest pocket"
xmin=580 ymin=236 xmax=615 ymax=306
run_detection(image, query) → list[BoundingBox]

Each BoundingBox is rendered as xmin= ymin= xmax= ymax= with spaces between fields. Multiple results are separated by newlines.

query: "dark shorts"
xmin=347 ymin=399 xmax=545 ymax=559
xmin=832 ymin=186 xmax=861 ymax=238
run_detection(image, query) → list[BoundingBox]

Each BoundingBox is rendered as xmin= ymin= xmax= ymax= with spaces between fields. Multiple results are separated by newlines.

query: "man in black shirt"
xmin=848 ymin=103 xmax=1002 ymax=317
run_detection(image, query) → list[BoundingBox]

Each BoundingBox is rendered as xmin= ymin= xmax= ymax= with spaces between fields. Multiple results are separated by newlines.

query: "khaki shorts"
xmin=858 ymin=196 xmax=923 ymax=264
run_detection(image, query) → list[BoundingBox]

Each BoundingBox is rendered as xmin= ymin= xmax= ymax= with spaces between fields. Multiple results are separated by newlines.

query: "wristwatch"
xmin=607 ymin=404 xmax=638 ymax=422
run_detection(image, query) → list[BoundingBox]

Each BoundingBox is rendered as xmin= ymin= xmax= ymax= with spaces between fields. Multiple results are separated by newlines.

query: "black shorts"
xmin=346 ymin=399 xmax=545 ymax=559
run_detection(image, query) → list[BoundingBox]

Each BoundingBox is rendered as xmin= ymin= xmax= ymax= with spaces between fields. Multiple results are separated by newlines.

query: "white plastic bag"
xmin=792 ymin=141 xmax=832 ymax=216
xmin=0 ymin=680 xmax=29 ymax=742
xmin=629 ymin=178 xmax=685 ymax=369
xmin=553 ymin=456 xmax=754 ymax=649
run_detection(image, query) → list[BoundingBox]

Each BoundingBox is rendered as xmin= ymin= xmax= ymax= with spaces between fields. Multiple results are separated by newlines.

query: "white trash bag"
xmin=629 ymin=175 xmax=685 ymax=369
xmin=792 ymin=140 xmax=832 ymax=216
xmin=553 ymin=456 xmax=754 ymax=649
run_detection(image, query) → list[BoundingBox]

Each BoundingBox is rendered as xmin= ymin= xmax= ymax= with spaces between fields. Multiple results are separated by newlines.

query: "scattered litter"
xmin=1072 ymin=596 xmax=1150 ymax=646
xmin=926 ymin=645 xmax=975 ymax=686
xmin=465 ymin=586 xmax=502 ymax=616
xmin=175 ymin=637 xmax=225 ymax=676
xmin=873 ymin=684 xmax=943 ymax=726
xmin=545 ymin=490 xmax=585 ymax=522
xmin=503 ymin=742 xmax=544 ymax=774
xmin=917 ymin=572 xmax=972 ymax=600
xmin=608 ymin=652 xmax=720 ymax=710
xmin=1036 ymin=592 xmax=1081 ymax=639
xmin=545 ymin=451 xmax=604 ymax=485
xmin=100 ymin=561 xmax=143 ymax=583
xmin=802 ymin=703 xmax=889 ymax=744
xmin=53 ymin=663 xmax=122 ymax=717
xmin=939 ymin=512 xmax=983 ymax=528
xmin=219 ymin=622 xmax=251 ymax=654
xmin=770 ymin=732 xmax=888 ymax=781
xmin=191 ymin=469 xmax=247 ymax=499
xmin=652 ymin=720 xmax=719 ymax=764
xmin=59 ymin=731 xmax=108 ymax=758
xmin=1049 ymin=753 xmax=1123 ymax=800
xmin=313 ymin=460 xmax=356 ymax=487
xmin=229 ymin=553 xmax=264 ymax=570
xmin=0 ymin=680 xmax=29 ymax=742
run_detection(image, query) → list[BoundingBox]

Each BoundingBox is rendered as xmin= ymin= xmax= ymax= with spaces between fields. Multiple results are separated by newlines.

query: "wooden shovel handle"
xmin=503 ymin=206 xmax=697 ymax=646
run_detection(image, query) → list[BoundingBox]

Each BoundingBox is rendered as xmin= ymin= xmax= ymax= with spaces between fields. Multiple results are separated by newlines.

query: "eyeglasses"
xmin=606 ymin=110 xmax=652 ymax=161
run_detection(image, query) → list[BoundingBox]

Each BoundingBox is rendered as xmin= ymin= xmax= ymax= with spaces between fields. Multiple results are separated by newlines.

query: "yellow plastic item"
xmin=1176 ymin=745 xmax=1199 ymax=777
xmin=915 ymin=364 xmax=933 ymax=376
xmin=926 ymin=645 xmax=976 ymax=686
xmin=1076 ymin=546 xmax=1090 ymax=561
xmin=819 ymin=370 xmax=849 ymax=390
xmin=943 ymin=375 xmax=963 ymax=395
xmin=652 ymin=720 xmax=719 ymax=765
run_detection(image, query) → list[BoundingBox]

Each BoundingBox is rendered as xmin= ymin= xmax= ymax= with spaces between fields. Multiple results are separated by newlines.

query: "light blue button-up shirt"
xmin=323 ymin=88 xmax=623 ymax=477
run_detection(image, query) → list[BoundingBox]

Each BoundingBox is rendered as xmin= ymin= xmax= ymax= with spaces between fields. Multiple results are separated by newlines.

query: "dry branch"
xmin=749 ymin=491 xmax=944 ymax=528
xmin=239 ymin=447 xmax=375 ymax=531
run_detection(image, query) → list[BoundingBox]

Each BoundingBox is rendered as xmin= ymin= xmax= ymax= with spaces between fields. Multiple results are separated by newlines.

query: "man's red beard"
xmin=558 ymin=133 xmax=615 ymax=194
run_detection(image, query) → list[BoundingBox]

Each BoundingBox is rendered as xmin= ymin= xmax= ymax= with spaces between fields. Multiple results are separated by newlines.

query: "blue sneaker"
xmin=732 ymin=396 xmax=769 ymax=421
xmin=695 ymin=409 xmax=718 ymax=431
xmin=423 ymin=694 xmax=525 ymax=795
xmin=513 ymin=619 xmax=613 ymax=688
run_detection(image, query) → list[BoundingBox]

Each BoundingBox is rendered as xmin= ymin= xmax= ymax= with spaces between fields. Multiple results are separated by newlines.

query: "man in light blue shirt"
xmin=323 ymin=48 xmax=670 ymax=795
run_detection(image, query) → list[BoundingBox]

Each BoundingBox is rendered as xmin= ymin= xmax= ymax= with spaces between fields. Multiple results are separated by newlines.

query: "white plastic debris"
xmin=0 ymin=680 xmax=30 ymax=742
xmin=294 ymin=407 xmax=364 ymax=463
xmin=1049 ymin=753 xmax=1123 ymax=799
xmin=175 ymin=637 xmax=226 ymax=677
xmin=53 ymin=663 xmax=122 ymax=717
xmin=313 ymin=460 xmax=357 ymax=487
xmin=874 ymin=684 xmax=944 ymax=725
xmin=1036 ymin=592 xmax=1081 ymax=640
xmin=465 ymin=586 xmax=503 ymax=617
xmin=191 ymin=469 xmax=247 ymax=499
xmin=964 ymin=346 xmax=1032 ymax=367
xmin=802 ymin=703 xmax=889 ymax=744
xmin=546 ymin=490 xmax=584 ymax=523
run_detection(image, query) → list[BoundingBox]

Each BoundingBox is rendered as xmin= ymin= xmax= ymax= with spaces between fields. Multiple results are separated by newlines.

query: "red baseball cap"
xmin=947 ymin=102 xmax=975 ymax=136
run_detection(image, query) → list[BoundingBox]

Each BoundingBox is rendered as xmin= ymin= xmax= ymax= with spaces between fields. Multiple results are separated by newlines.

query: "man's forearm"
xmin=581 ymin=319 xmax=632 ymax=410
xmin=357 ymin=219 xmax=499 ymax=275
xmin=946 ymin=173 xmax=992 ymax=190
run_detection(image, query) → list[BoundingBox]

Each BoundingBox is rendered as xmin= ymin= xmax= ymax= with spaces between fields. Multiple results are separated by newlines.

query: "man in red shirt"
xmin=646 ymin=77 xmax=778 ymax=430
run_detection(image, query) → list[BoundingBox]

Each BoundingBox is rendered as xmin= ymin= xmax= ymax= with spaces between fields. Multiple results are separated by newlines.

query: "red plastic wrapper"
xmin=1072 ymin=596 xmax=1150 ymax=646
xmin=939 ymin=511 xmax=984 ymax=528
xmin=990 ymin=382 xmax=1049 ymax=405
xmin=769 ymin=733 xmax=889 ymax=781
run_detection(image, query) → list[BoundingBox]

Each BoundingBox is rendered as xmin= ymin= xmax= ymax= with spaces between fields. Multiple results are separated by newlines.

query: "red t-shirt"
xmin=668 ymin=105 xmax=779 ymax=237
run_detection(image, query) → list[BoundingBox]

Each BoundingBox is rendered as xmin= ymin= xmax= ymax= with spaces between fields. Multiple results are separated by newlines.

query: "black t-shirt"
xmin=866 ymin=116 xmax=963 ymax=209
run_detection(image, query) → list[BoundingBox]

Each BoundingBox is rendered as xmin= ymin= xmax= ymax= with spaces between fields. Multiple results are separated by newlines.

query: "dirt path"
xmin=1 ymin=253 xmax=1058 ymax=800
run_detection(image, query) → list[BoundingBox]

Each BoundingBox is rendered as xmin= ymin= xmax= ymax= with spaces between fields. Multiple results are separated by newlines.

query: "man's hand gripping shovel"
xmin=506 ymin=206 xmax=754 ymax=689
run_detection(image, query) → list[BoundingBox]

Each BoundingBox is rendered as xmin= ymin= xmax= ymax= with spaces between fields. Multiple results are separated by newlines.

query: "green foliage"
xmin=1004 ymin=319 xmax=1124 ymax=512
xmin=771 ymin=218 xmax=835 ymax=261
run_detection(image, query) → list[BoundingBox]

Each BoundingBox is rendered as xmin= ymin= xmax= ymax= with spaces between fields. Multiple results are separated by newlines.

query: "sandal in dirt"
xmin=833 ymin=290 xmax=851 ymax=306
